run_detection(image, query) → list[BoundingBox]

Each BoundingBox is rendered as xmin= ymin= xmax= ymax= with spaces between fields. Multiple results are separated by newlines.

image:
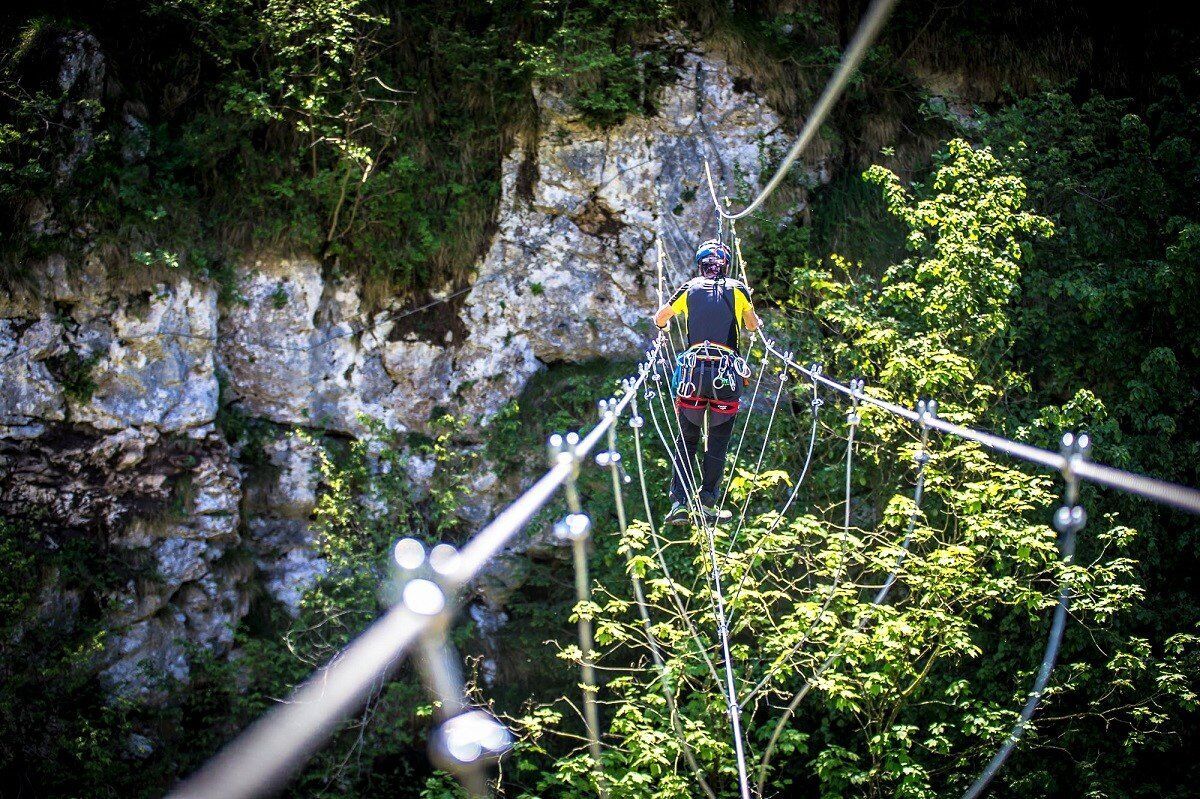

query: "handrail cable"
xmin=757 ymin=335 xmax=1200 ymax=515
xmin=167 ymin=336 xmax=667 ymax=799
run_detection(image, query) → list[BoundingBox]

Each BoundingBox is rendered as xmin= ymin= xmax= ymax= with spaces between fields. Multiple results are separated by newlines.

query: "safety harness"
xmin=672 ymin=341 xmax=751 ymax=416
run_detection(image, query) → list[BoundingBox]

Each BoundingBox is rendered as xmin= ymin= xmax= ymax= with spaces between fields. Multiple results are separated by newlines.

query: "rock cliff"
xmin=0 ymin=37 xmax=818 ymax=699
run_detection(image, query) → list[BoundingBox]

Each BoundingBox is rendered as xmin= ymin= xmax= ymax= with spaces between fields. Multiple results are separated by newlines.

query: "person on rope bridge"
xmin=653 ymin=238 xmax=761 ymax=525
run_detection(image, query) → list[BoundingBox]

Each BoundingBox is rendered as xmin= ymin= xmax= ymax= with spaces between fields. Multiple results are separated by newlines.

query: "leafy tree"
xmin=487 ymin=139 xmax=1179 ymax=799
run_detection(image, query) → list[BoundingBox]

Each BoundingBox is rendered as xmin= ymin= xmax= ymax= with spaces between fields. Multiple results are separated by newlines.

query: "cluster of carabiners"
xmin=674 ymin=343 xmax=751 ymax=398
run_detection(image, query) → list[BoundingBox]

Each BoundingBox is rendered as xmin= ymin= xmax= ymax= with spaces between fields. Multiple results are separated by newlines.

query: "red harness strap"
xmin=676 ymin=395 xmax=740 ymax=415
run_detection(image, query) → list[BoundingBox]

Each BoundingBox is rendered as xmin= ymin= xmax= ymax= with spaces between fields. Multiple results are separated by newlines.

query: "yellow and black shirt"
xmin=667 ymin=277 xmax=753 ymax=352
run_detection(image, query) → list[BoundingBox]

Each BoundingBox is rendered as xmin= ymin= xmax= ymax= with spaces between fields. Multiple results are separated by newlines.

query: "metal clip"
xmin=846 ymin=379 xmax=865 ymax=426
xmin=914 ymin=400 xmax=936 ymax=466
xmin=1054 ymin=431 xmax=1091 ymax=535
xmin=387 ymin=536 xmax=509 ymax=797
xmin=554 ymin=512 xmax=593 ymax=542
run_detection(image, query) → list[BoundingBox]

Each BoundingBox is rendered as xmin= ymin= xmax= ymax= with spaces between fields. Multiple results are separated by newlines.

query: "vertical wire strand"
xmin=699 ymin=495 xmax=754 ymax=799
xmin=556 ymin=439 xmax=608 ymax=799
xmin=726 ymin=368 xmax=786 ymax=552
xmin=717 ymin=355 xmax=770 ymax=514
xmin=636 ymin=390 xmax=727 ymax=693
xmin=724 ymin=380 xmax=822 ymax=620
xmin=752 ymin=399 xmax=933 ymax=795
xmin=606 ymin=402 xmax=718 ymax=799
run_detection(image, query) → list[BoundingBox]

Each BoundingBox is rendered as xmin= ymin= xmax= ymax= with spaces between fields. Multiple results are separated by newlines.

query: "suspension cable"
xmin=717 ymin=353 xmax=770 ymax=515
xmin=699 ymin=483 xmax=754 ymax=799
xmin=961 ymin=434 xmax=1088 ymax=799
xmin=633 ymin=387 xmax=727 ymax=693
xmin=644 ymin=362 xmax=731 ymax=696
xmin=726 ymin=367 xmax=787 ymax=551
xmin=643 ymin=333 xmax=753 ymax=799
xmin=739 ymin=382 xmax=862 ymax=719
xmin=752 ymin=402 xmax=936 ymax=794
xmin=724 ymin=375 xmax=823 ymax=618
xmin=703 ymin=0 xmax=899 ymax=221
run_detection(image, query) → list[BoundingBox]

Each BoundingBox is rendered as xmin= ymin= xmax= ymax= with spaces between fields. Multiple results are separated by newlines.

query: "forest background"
xmin=1 ymin=1 xmax=1198 ymax=797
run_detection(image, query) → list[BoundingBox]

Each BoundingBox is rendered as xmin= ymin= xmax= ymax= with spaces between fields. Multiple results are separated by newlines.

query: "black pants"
xmin=669 ymin=409 xmax=735 ymax=505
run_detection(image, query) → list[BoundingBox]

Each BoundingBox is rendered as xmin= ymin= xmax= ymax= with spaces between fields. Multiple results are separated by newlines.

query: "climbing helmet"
xmin=694 ymin=239 xmax=732 ymax=278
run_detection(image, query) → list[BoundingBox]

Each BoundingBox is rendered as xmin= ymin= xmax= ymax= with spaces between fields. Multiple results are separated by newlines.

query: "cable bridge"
xmin=166 ymin=0 xmax=1200 ymax=796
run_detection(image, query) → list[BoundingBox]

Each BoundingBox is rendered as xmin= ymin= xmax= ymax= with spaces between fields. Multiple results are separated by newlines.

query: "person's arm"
xmin=734 ymin=285 xmax=761 ymax=331
xmin=655 ymin=284 xmax=689 ymax=329
xmin=743 ymin=304 xmax=761 ymax=332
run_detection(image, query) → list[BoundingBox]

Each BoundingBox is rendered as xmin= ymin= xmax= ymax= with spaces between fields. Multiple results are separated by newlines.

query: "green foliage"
xmin=0 ymin=0 xmax=686 ymax=295
xmin=0 ymin=512 xmax=153 ymax=798
xmin=416 ymin=413 xmax=480 ymax=536
xmin=518 ymin=0 xmax=671 ymax=127
xmin=494 ymin=138 xmax=1168 ymax=798
xmin=486 ymin=360 xmax=633 ymax=475
xmin=976 ymin=83 xmax=1200 ymax=793
xmin=0 ymin=0 xmax=531 ymax=296
xmin=45 ymin=348 xmax=100 ymax=404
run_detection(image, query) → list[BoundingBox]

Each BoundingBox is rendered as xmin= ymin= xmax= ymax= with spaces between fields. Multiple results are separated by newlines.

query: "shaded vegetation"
xmin=3 ymin=2 xmax=1200 ymax=798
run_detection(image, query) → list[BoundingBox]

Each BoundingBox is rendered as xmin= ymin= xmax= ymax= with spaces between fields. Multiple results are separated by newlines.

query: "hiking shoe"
xmin=699 ymin=496 xmax=732 ymax=522
xmin=664 ymin=501 xmax=690 ymax=526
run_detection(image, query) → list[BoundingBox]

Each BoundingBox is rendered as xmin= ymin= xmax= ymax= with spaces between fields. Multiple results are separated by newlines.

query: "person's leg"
xmin=669 ymin=412 xmax=701 ymax=505
xmin=698 ymin=412 xmax=735 ymax=504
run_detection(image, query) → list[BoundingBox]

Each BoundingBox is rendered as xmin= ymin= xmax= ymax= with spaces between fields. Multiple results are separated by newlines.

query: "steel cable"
xmin=603 ymin=399 xmax=717 ymax=799
xmin=702 ymin=0 xmax=899 ymax=221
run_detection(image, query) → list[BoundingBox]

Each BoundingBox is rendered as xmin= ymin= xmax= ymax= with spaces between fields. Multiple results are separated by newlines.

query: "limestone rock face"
xmin=0 ymin=315 xmax=66 ymax=438
xmin=0 ymin=423 xmax=245 ymax=699
xmin=0 ymin=38 xmax=798 ymax=702
xmin=217 ymin=259 xmax=396 ymax=434
xmin=72 ymin=277 xmax=219 ymax=432
xmin=243 ymin=431 xmax=328 ymax=614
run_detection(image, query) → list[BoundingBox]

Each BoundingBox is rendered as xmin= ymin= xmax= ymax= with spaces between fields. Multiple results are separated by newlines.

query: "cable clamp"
xmin=916 ymin=398 xmax=938 ymax=426
xmin=595 ymin=450 xmax=622 ymax=468
xmin=846 ymin=378 xmax=864 ymax=425
xmin=387 ymin=538 xmax=461 ymax=603
xmin=548 ymin=431 xmax=583 ymax=474
xmin=429 ymin=709 xmax=512 ymax=775
xmin=1054 ymin=431 xmax=1091 ymax=533
xmin=554 ymin=512 xmax=593 ymax=542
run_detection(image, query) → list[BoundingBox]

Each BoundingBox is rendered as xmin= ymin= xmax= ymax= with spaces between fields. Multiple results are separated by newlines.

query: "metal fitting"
xmin=1054 ymin=431 xmax=1091 ymax=534
xmin=554 ymin=512 xmax=592 ymax=542
xmin=429 ymin=709 xmax=512 ymax=772
xmin=402 ymin=579 xmax=446 ymax=616
xmin=595 ymin=450 xmax=622 ymax=467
